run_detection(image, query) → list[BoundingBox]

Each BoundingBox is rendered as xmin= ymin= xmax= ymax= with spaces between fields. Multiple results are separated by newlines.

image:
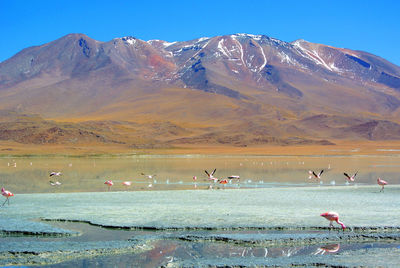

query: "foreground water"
xmin=0 ymin=155 xmax=399 ymax=266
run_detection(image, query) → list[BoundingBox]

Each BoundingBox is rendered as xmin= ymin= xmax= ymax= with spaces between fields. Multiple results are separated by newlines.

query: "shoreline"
xmin=2 ymin=140 xmax=400 ymax=157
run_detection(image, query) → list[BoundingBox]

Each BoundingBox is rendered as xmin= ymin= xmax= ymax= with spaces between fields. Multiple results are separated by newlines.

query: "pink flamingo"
xmin=219 ymin=179 xmax=228 ymax=184
xmin=193 ymin=176 xmax=198 ymax=189
xmin=205 ymin=169 xmax=217 ymax=180
xmin=1 ymin=187 xmax=14 ymax=206
xmin=122 ymin=181 xmax=132 ymax=187
xmin=219 ymin=178 xmax=228 ymax=189
xmin=104 ymin=180 xmax=113 ymax=191
xmin=228 ymin=175 xmax=240 ymax=183
xmin=205 ymin=169 xmax=218 ymax=185
xmin=320 ymin=211 xmax=346 ymax=231
xmin=141 ymin=173 xmax=156 ymax=180
xmin=344 ymin=171 xmax=357 ymax=182
xmin=309 ymin=170 xmax=324 ymax=180
xmin=377 ymin=178 xmax=388 ymax=192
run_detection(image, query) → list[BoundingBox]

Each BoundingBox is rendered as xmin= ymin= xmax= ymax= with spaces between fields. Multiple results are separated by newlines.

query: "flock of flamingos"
xmin=0 ymin=165 xmax=390 ymax=232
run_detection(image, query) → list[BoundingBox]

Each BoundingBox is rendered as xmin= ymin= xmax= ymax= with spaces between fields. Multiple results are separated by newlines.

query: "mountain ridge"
xmin=1 ymin=33 xmax=400 ymax=148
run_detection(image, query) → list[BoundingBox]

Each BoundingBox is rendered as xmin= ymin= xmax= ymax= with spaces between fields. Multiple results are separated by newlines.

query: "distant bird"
xmin=49 ymin=181 xmax=62 ymax=186
xmin=122 ymin=181 xmax=132 ymax=187
xmin=320 ymin=211 xmax=346 ymax=231
xmin=309 ymin=170 xmax=324 ymax=180
xmin=205 ymin=169 xmax=217 ymax=181
xmin=314 ymin=244 xmax=340 ymax=255
xmin=377 ymin=178 xmax=388 ymax=192
xmin=104 ymin=180 xmax=113 ymax=191
xmin=1 ymin=187 xmax=14 ymax=206
xmin=228 ymin=175 xmax=240 ymax=182
xmin=141 ymin=173 xmax=156 ymax=180
xmin=50 ymin=172 xmax=62 ymax=177
xmin=344 ymin=172 xmax=358 ymax=182
xmin=193 ymin=176 xmax=197 ymax=181
xmin=219 ymin=179 xmax=228 ymax=188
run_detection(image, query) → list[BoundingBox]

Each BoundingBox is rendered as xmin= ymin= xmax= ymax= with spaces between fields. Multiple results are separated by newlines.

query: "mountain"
xmin=1 ymin=33 xmax=400 ymax=148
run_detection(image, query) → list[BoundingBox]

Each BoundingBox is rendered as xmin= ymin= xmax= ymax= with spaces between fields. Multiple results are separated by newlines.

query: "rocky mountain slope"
xmin=1 ymin=33 xmax=400 ymax=147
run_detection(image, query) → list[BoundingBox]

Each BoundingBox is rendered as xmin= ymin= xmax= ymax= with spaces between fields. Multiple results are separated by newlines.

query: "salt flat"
xmin=3 ymin=185 xmax=400 ymax=229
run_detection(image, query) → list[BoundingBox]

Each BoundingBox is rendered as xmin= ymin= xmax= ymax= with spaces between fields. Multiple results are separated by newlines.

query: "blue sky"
xmin=1 ymin=0 xmax=399 ymax=65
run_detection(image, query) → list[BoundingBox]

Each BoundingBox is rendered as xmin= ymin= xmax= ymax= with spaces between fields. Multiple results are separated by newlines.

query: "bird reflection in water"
xmin=314 ymin=244 xmax=340 ymax=255
xmin=229 ymin=246 xmax=302 ymax=258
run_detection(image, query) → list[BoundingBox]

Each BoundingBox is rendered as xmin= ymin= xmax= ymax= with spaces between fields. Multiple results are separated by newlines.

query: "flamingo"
xmin=377 ymin=178 xmax=388 ymax=192
xmin=320 ymin=211 xmax=346 ymax=231
xmin=228 ymin=175 xmax=240 ymax=183
xmin=193 ymin=176 xmax=197 ymax=181
xmin=141 ymin=173 xmax=156 ymax=180
xmin=344 ymin=172 xmax=357 ymax=182
xmin=205 ymin=169 xmax=218 ymax=182
xmin=219 ymin=179 xmax=228 ymax=189
xmin=309 ymin=170 xmax=324 ymax=180
xmin=205 ymin=169 xmax=216 ymax=178
xmin=49 ymin=181 xmax=62 ymax=186
xmin=1 ymin=187 xmax=14 ymax=206
xmin=122 ymin=181 xmax=132 ymax=187
xmin=50 ymin=172 xmax=62 ymax=177
xmin=219 ymin=179 xmax=229 ymax=184
xmin=104 ymin=180 xmax=113 ymax=191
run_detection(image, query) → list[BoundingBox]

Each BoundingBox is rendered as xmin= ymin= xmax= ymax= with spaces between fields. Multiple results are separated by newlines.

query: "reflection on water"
xmin=44 ymin=237 xmax=398 ymax=268
xmin=1 ymin=155 xmax=400 ymax=193
xmin=313 ymin=243 xmax=340 ymax=255
xmin=25 ymin=221 xmax=395 ymax=268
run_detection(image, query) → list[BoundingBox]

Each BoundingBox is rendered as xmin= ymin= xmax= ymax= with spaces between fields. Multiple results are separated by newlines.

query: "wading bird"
xmin=309 ymin=170 xmax=324 ymax=180
xmin=49 ymin=181 xmax=61 ymax=186
xmin=205 ymin=169 xmax=217 ymax=180
xmin=228 ymin=175 xmax=240 ymax=183
xmin=219 ymin=178 xmax=229 ymax=187
xmin=141 ymin=173 xmax=156 ymax=180
xmin=377 ymin=178 xmax=388 ymax=192
xmin=1 ymin=187 xmax=14 ymax=206
xmin=50 ymin=172 xmax=62 ymax=177
xmin=344 ymin=172 xmax=357 ymax=182
xmin=320 ymin=211 xmax=346 ymax=231
xmin=122 ymin=181 xmax=132 ymax=187
xmin=104 ymin=180 xmax=113 ymax=191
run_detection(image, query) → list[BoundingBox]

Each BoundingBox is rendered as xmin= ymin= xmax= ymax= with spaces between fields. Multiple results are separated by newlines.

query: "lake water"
xmin=1 ymin=154 xmax=399 ymax=193
xmin=0 ymin=154 xmax=399 ymax=266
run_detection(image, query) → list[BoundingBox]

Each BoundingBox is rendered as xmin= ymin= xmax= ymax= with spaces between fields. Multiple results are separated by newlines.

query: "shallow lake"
xmin=0 ymin=154 xmax=399 ymax=267
xmin=1 ymin=154 xmax=399 ymax=193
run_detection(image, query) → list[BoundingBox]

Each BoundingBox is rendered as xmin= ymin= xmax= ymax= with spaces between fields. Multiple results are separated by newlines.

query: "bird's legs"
xmin=329 ymin=221 xmax=334 ymax=232
xmin=2 ymin=197 xmax=8 ymax=206
xmin=380 ymin=186 xmax=384 ymax=192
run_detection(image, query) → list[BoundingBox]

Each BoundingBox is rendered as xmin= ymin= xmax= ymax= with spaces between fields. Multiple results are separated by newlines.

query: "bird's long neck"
xmin=336 ymin=219 xmax=346 ymax=230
